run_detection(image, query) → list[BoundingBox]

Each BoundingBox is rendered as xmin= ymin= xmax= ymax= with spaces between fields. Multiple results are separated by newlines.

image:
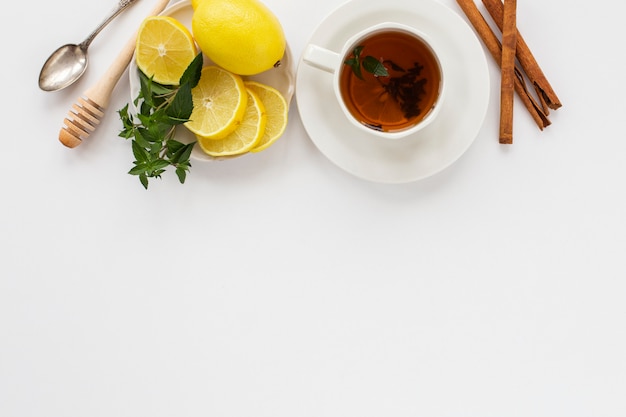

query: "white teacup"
xmin=303 ymin=22 xmax=445 ymax=139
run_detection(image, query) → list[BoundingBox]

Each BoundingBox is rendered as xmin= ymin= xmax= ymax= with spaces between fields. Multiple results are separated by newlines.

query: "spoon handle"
xmin=80 ymin=0 xmax=142 ymax=50
xmin=59 ymin=0 xmax=171 ymax=148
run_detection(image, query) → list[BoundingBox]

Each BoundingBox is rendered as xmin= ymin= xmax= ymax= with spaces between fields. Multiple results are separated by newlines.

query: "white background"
xmin=1 ymin=0 xmax=625 ymax=416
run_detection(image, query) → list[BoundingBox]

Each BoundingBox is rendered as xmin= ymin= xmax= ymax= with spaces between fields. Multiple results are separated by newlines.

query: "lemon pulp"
xmin=197 ymin=88 xmax=267 ymax=157
xmin=244 ymin=81 xmax=288 ymax=152
xmin=184 ymin=66 xmax=248 ymax=140
xmin=135 ymin=16 xmax=197 ymax=85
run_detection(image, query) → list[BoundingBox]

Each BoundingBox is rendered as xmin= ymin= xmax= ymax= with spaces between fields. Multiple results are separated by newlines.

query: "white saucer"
xmin=128 ymin=0 xmax=296 ymax=162
xmin=295 ymin=0 xmax=490 ymax=183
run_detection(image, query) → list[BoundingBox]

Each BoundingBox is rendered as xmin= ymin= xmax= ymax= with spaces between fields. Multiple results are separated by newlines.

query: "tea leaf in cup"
xmin=344 ymin=46 xmax=389 ymax=80
xmin=344 ymin=46 xmax=364 ymax=79
xmin=362 ymin=56 xmax=389 ymax=77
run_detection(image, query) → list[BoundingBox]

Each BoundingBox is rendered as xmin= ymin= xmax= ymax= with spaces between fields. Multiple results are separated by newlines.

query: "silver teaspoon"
xmin=39 ymin=0 xmax=141 ymax=92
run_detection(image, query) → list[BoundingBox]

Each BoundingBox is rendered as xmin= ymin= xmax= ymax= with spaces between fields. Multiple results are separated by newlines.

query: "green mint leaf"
xmin=355 ymin=66 xmax=364 ymax=79
xmin=118 ymin=104 xmax=130 ymax=124
xmin=119 ymin=126 xmax=135 ymax=140
xmin=119 ymin=128 xmax=134 ymax=140
xmin=140 ymin=118 xmax=172 ymax=143
xmin=132 ymin=140 xmax=149 ymax=163
xmin=139 ymin=173 xmax=149 ymax=189
xmin=170 ymin=142 xmax=195 ymax=164
xmin=148 ymin=140 xmax=162 ymax=156
xmin=138 ymin=70 xmax=158 ymax=108
xmin=131 ymin=128 xmax=150 ymax=148
xmin=362 ymin=56 xmax=389 ymax=77
xmin=151 ymin=82 xmax=174 ymax=96
xmin=351 ymin=60 xmax=364 ymax=79
xmin=345 ymin=46 xmax=366 ymax=79
xmin=148 ymin=160 xmax=171 ymax=172
xmin=175 ymin=167 xmax=187 ymax=184
xmin=166 ymin=139 xmax=185 ymax=156
xmin=129 ymin=163 xmax=147 ymax=176
xmin=139 ymin=70 xmax=174 ymax=96
xmin=179 ymin=53 xmax=203 ymax=88
xmin=136 ymin=112 xmax=153 ymax=128
xmin=118 ymin=105 xmax=135 ymax=139
xmin=344 ymin=57 xmax=357 ymax=67
xmin=137 ymin=126 xmax=158 ymax=144
xmin=166 ymin=83 xmax=193 ymax=123
xmin=138 ymin=69 xmax=175 ymax=112
xmin=179 ymin=143 xmax=195 ymax=162
xmin=140 ymin=100 xmax=153 ymax=116
xmin=148 ymin=108 xmax=172 ymax=127
xmin=344 ymin=46 xmax=390 ymax=79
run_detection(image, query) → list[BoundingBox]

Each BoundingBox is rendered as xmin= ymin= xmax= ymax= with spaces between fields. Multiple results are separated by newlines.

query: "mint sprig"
xmin=118 ymin=53 xmax=203 ymax=189
xmin=344 ymin=46 xmax=389 ymax=80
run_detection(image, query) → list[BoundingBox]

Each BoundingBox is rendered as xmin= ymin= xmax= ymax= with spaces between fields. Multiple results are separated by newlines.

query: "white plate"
xmin=128 ymin=0 xmax=296 ymax=161
xmin=295 ymin=0 xmax=490 ymax=183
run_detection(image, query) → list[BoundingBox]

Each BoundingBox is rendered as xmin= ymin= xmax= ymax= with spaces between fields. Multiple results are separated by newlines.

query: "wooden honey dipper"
xmin=59 ymin=0 xmax=171 ymax=148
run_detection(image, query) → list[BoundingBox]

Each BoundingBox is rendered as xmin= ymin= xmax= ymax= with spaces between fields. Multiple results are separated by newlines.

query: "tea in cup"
xmin=303 ymin=22 xmax=444 ymax=139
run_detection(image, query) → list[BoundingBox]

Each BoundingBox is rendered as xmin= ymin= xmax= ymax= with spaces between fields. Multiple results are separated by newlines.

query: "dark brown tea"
xmin=339 ymin=29 xmax=442 ymax=133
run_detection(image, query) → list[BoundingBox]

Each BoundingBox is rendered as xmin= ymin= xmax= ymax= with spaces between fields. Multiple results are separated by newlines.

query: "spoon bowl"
xmin=39 ymin=44 xmax=88 ymax=92
xmin=38 ymin=0 xmax=140 ymax=92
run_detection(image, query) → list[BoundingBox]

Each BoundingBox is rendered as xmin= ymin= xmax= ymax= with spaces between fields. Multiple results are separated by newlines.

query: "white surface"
xmin=296 ymin=0 xmax=490 ymax=182
xmin=1 ymin=0 xmax=625 ymax=416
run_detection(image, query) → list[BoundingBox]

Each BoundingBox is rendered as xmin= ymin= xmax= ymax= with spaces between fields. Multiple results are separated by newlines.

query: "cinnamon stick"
xmin=481 ymin=0 xmax=562 ymax=111
xmin=455 ymin=0 xmax=550 ymax=130
xmin=499 ymin=0 xmax=517 ymax=144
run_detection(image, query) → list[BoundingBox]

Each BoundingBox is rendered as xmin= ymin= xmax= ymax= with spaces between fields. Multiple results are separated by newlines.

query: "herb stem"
xmin=118 ymin=53 xmax=203 ymax=189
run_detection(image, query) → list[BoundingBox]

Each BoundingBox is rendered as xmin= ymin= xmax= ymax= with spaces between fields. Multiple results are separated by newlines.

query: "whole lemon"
xmin=191 ymin=0 xmax=286 ymax=76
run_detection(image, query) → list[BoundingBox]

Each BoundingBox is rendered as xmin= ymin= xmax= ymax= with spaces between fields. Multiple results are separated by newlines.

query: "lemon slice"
xmin=135 ymin=16 xmax=197 ymax=85
xmin=185 ymin=66 xmax=248 ymax=140
xmin=244 ymin=81 xmax=289 ymax=153
xmin=197 ymin=88 xmax=267 ymax=157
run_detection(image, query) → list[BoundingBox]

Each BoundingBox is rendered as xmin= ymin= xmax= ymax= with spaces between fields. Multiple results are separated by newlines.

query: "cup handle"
xmin=302 ymin=44 xmax=341 ymax=74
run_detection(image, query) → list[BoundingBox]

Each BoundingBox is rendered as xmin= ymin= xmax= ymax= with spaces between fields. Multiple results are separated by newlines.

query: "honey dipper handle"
xmin=84 ymin=0 xmax=172 ymax=108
